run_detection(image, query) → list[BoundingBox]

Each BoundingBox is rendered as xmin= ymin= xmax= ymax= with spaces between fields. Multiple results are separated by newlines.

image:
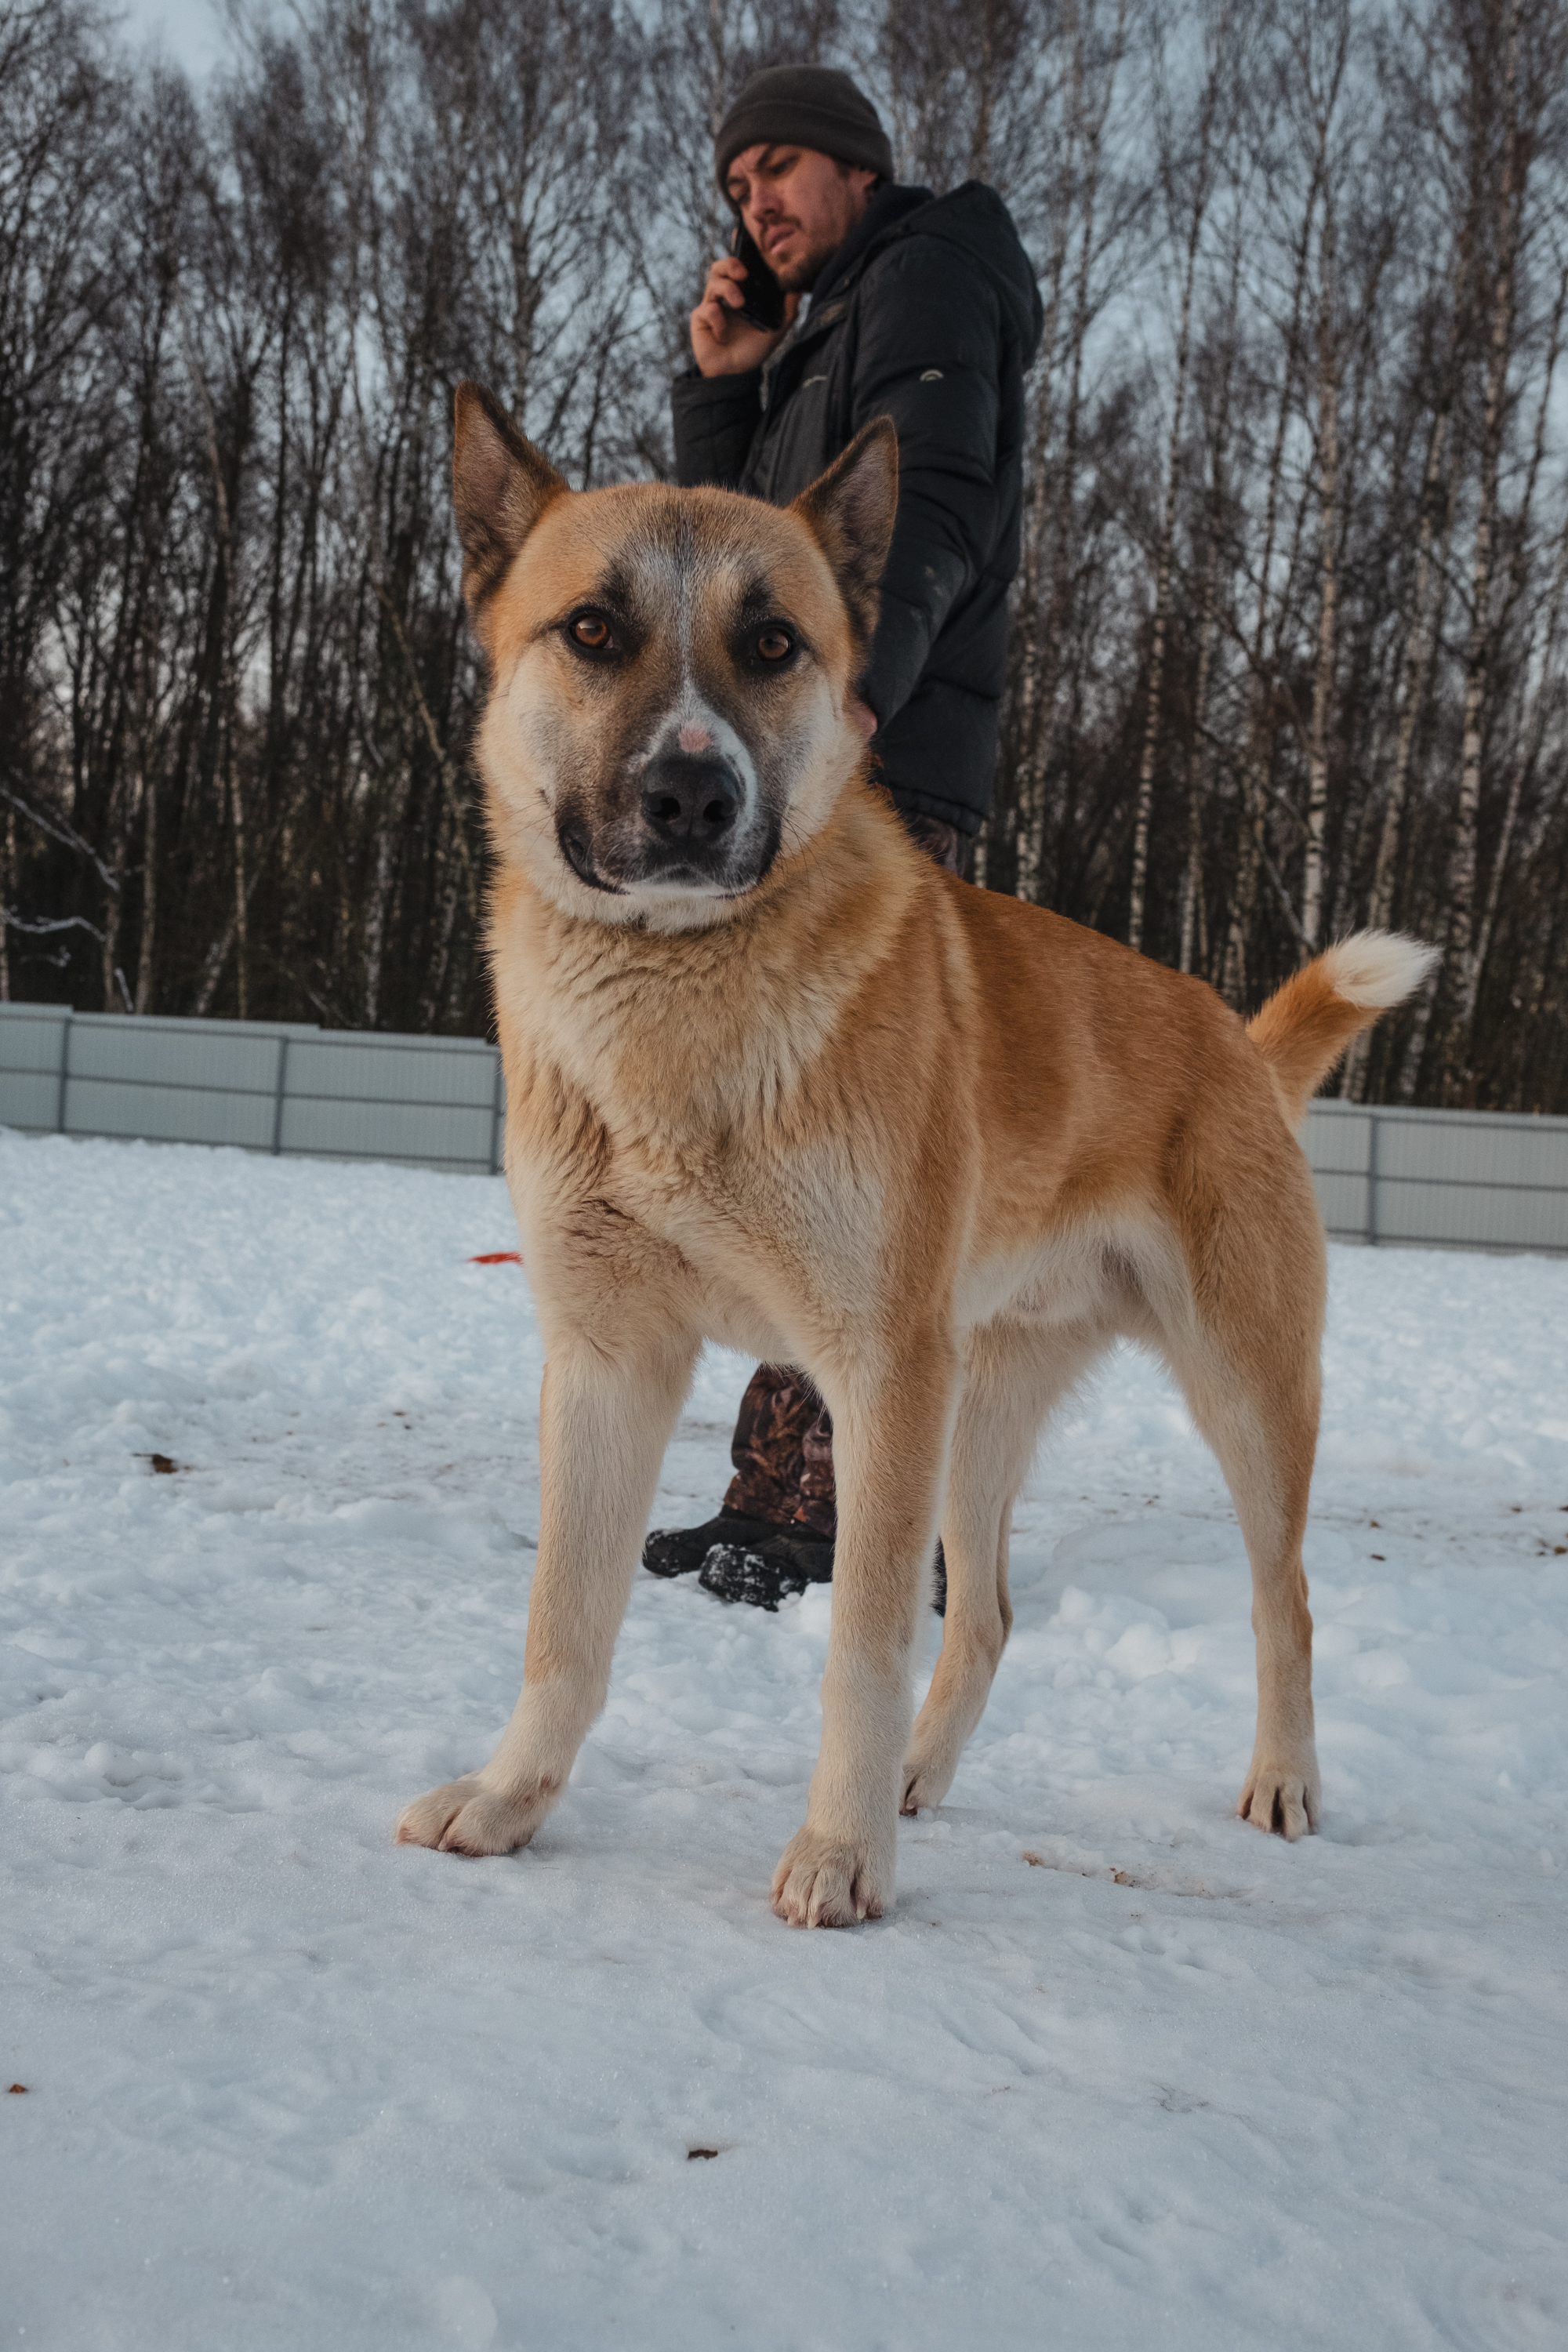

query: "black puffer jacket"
xmin=671 ymin=181 xmax=1043 ymax=840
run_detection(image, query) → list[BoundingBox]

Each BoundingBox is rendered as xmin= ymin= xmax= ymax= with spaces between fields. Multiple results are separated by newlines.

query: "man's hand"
xmin=691 ymin=255 xmax=797 ymax=379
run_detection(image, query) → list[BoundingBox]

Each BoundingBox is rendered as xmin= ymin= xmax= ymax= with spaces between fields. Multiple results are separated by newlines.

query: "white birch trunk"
xmin=1458 ymin=260 xmax=1568 ymax=1057
xmin=1127 ymin=20 xmax=1224 ymax=953
xmin=1222 ymin=192 xmax=1317 ymax=1006
xmin=1342 ymin=408 xmax=1454 ymax=1098
xmin=134 ymin=748 xmax=157 ymax=1016
xmin=0 ymin=808 xmax=13 ymax=1002
xmin=1014 ymin=0 xmax=1127 ymax=903
xmin=1442 ymin=0 xmax=1523 ymax=1094
xmin=1301 ymin=199 xmax=1340 ymax=955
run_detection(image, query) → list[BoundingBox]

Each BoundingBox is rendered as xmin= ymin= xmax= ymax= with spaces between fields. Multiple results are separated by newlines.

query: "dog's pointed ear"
xmin=452 ymin=381 xmax=567 ymax=612
xmin=792 ymin=417 xmax=898 ymax=640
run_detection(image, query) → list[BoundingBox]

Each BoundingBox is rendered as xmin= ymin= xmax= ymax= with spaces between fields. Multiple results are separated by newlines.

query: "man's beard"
xmin=768 ymin=228 xmax=840 ymax=292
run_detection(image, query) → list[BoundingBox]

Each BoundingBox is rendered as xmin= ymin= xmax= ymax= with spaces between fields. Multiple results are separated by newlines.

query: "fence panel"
xmin=64 ymin=1072 xmax=279 ymax=1152
xmin=0 ymin=1004 xmax=69 ymax=1133
xmin=5 ymin=1004 xmax=1567 ymax=1250
xmin=0 ymin=1005 xmax=503 ymax=1174
xmin=283 ymin=1035 xmax=499 ymax=1108
xmin=1305 ymin=1166 xmax=1371 ymax=1243
xmin=1301 ymin=1098 xmax=1568 ymax=1254
xmin=278 ymin=1032 xmax=503 ymax=1169
xmin=278 ymin=1092 xmax=499 ymax=1171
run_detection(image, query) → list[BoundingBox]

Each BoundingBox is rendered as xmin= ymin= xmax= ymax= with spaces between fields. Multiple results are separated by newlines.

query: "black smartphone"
xmin=729 ymin=220 xmax=788 ymax=333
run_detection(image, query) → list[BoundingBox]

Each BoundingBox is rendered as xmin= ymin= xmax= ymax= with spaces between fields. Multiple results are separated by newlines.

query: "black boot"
xmin=695 ymin=1531 xmax=948 ymax=1613
xmin=698 ymin=1527 xmax=836 ymax=1610
xmin=642 ymin=1507 xmax=787 ymax=1579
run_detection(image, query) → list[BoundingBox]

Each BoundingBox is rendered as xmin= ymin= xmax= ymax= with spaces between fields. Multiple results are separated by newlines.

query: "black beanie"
xmin=715 ymin=66 xmax=894 ymax=190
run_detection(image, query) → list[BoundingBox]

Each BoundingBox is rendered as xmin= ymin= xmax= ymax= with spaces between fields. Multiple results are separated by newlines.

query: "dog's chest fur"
xmin=490 ymin=837 xmax=928 ymax=1351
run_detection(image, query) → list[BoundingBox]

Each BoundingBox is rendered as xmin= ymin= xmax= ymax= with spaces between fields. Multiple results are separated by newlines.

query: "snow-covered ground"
xmin=2 ymin=1129 xmax=1566 ymax=2350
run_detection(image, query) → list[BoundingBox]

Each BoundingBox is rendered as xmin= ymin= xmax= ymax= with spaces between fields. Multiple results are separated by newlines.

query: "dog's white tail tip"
xmin=1317 ymin=929 xmax=1439 ymax=1011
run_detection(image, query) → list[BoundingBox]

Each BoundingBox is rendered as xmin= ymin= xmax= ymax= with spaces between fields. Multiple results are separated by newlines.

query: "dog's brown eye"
xmin=570 ymin=613 xmax=612 ymax=651
xmin=757 ymin=627 xmax=793 ymax=662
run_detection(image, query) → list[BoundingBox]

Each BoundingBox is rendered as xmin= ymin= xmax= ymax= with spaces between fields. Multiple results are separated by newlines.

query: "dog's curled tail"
xmin=1247 ymin=930 xmax=1439 ymax=1123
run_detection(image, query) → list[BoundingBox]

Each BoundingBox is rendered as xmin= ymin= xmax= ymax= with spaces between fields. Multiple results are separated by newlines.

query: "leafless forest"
xmin=5 ymin=0 xmax=1568 ymax=1107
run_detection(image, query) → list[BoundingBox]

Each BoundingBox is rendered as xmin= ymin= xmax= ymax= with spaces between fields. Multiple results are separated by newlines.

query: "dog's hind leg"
xmin=900 ymin=1319 xmax=1106 ymax=1816
xmin=396 ymin=1325 xmax=699 ymax=1857
xmin=1163 ymin=1228 xmax=1325 ymax=1840
xmin=770 ymin=1338 xmax=960 ymax=1928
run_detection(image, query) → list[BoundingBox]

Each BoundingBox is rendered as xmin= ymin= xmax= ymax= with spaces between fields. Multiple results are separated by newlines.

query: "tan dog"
xmin=396 ymin=383 xmax=1436 ymax=1926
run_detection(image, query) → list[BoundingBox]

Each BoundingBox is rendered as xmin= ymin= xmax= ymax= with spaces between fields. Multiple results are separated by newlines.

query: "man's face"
xmin=724 ymin=144 xmax=877 ymax=290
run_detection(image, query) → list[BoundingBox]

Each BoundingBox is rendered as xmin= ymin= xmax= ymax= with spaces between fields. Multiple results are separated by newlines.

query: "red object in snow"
xmin=469 ymin=1250 xmax=524 ymax=1265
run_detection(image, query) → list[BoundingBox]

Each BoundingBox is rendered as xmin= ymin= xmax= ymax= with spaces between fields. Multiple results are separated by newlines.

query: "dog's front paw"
xmin=1236 ymin=1754 xmax=1321 ymax=1841
xmin=395 ymin=1775 xmax=553 ymax=1857
xmin=770 ymin=1824 xmax=893 ymax=1927
xmin=898 ymin=1733 xmax=960 ymax=1816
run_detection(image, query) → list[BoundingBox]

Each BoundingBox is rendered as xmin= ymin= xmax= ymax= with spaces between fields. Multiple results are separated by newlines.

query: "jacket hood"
xmin=893 ymin=182 xmax=1044 ymax=356
xmin=814 ymin=180 xmax=1043 ymax=358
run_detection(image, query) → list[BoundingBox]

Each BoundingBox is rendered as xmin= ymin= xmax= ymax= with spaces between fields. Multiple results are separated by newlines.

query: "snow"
xmin=2 ymin=1128 xmax=1566 ymax=2350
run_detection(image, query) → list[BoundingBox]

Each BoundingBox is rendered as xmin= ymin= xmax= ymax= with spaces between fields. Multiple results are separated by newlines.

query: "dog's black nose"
xmin=639 ymin=751 xmax=742 ymax=845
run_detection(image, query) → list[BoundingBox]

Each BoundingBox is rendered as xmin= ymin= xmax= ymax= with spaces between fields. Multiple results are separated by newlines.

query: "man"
xmin=643 ymin=64 xmax=1043 ymax=1610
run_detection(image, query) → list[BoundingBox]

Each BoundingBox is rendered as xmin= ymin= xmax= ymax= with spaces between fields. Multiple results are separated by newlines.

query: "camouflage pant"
xmin=722 ymin=1366 xmax=839 ymax=1537
xmin=720 ymin=806 xmax=964 ymax=1538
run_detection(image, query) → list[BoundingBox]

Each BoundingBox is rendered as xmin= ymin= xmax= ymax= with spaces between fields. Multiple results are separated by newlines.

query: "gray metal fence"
xmin=3 ymin=1001 xmax=1567 ymax=1253
xmin=1304 ymin=1096 xmax=1568 ymax=1254
xmin=0 ymin=1004 xmax=505 ymax=1175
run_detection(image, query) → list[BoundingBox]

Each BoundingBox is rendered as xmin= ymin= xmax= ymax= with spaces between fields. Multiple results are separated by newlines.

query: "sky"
xmin=114 ymin=0 xmax=242 ymax=80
